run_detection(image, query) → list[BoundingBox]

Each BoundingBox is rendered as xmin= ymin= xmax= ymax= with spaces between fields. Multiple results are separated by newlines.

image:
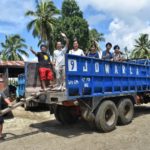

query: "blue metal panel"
xmin=18 ymin=73 xmax=25 ymax=97
xmin=65 ymin=54 xmax=150 ymax=98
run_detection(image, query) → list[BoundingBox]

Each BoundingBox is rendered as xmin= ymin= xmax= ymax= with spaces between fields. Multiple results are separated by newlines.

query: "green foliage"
xmin=54 ymin=16 xmax=89 ymax=50
xmin=131 ymin=34 xmax=150 ymax=59
xmin=54 ymin=0 xmax=90 ymax=50
xmin=89 ymin=29 xmax=105 ymax=43
xmin=53 ymin=0 xmax=105 ymax=51
xmin=1 ymin=34 xmax=28 ymax=61
xmin=62 ymin=0 xmax=83 ymax=18
xmin=25 ymin=0 xmax=60 ymax=54
xmin=25 ymin=0 xmax=104 ymax=54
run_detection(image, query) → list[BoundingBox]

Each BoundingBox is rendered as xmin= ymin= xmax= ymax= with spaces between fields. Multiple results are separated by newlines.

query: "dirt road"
xmin=0 ymin=105 xmax=150 ymax=150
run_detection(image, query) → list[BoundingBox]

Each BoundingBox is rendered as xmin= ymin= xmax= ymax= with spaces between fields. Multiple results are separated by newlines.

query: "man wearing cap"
xmin=30 ymin=44 xmax=54 ymax=91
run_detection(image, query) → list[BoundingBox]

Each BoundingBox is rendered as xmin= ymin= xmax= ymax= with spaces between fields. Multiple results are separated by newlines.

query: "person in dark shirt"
xmin=0 ymin=92 xmax=12 ymax=140
xmin=88 ymin=44 xmax=99 ymax=59
xmin=102 ymin=42 xmax=113 ymax=60
xmin=30 ymin=44 xmax=54 ymax=91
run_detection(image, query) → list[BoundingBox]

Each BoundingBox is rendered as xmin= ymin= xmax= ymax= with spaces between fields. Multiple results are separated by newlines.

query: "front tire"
xmin=95 ymin=100 xmax=118 ymax=132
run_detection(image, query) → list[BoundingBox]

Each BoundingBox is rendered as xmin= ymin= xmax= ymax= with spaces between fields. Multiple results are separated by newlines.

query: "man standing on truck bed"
xmin=69 ymin=40 xmax=85 ymax=56
xmin=52 ymin=33 xmax=69 ymax=91
xmin=30 ymin=45 xmax=54 ymax=91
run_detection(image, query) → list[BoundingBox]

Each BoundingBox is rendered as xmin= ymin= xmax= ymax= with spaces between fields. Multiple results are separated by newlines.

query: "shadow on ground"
xmin=1 ymin=105 xmax=150 ymax=143
xmin=30 ymin=119 xmax=95 ymax=138
xmin=29 ymin=105 xmax=150 ymax=137
xmin=0 ymin=131 xmax=40 ymax=143
xmin=0 ymin=120 xmax=94 ymax=143
xmin=134 ymin=105 xmax=150 ymax=118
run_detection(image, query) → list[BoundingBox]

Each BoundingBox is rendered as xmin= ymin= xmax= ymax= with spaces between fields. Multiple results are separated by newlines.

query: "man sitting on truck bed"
xmin=52 ymin=33 xmax=69 ymax=91
xmin=30 ymin=45 xmax=54 ymax=91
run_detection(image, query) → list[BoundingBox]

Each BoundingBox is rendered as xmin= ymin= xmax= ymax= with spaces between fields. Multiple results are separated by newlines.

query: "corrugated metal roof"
xmin=0 ymin=61 xmax=24 ymax=67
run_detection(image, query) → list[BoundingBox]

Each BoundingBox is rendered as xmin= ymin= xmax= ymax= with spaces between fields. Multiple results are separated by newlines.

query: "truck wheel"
xmin=24 ymin=101 xmax=38 ymax=111
xmin=24 ymin=102 xmax=30 ymax=111
xmin=54 ymin=105 xmax=79 ymax=125
xmin=54 ymin=105 xmax=63 ymax=123
xmin=95 ymin=100 xmax=118 ymax=132
xmin=117 ymin=98 xmax=134 ymax=125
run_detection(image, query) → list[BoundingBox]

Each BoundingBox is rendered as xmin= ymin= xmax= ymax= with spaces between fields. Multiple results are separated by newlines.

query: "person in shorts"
xmin=30 ymin=45 xmax=54 ymax=91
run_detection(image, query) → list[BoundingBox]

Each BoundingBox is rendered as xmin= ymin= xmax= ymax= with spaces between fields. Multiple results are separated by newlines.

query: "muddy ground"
xmin=0 ymin=104 xmax=150 ymax=150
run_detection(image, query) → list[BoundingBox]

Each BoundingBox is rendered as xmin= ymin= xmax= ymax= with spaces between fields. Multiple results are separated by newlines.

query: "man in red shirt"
xmin=30 ymin=45 xmax=54 ymax=91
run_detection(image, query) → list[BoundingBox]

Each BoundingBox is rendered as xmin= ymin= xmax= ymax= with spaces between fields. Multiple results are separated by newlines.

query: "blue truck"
xmin=17 ymin=54 xmax=150 ymax=132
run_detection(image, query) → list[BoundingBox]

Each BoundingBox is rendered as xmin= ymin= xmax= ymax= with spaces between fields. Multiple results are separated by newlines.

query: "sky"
xmin=0 ymin=0 xmax=150 ymax=61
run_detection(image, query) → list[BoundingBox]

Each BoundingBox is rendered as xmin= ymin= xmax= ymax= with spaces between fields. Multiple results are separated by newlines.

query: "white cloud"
xmin=106 ymin=18 xmax=150 ymax=50
xmin=77 ymin=0 xmax=149 ymax=18
xmin=0 ymin=0 xmax=35 ymax=34
xmin=76 ymin=0 xmax=150 ymax=50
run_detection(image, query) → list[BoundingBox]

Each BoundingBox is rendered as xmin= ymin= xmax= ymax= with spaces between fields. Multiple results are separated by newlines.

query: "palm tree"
xmin=131 ymin=34 xmax=150 ymax=59
xmin=25 ymin=0 xmax=60 ymax=54
xmin=1 ymin=35 xmax=29 ymax=61
xmin=89 ymin=29 xmax=105 ymax=42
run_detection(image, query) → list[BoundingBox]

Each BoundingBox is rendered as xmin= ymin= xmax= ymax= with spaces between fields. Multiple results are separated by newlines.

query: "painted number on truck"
xmin=68 ymin=59 xmax=77 ymax=71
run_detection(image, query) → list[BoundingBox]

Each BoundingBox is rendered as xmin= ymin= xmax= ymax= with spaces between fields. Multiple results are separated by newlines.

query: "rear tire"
xmin=117 ymin=98 xmax=134 ymax=125
xmin=95 ymin=100 xmax=118 ymax=132
xmin=54 ymin=105 xmax=79 ymax=125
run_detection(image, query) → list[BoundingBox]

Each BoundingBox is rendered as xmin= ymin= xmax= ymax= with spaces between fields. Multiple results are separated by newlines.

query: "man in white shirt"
xmin=52 ymin=33 xmax=69 ymax=91
xmin=69 ymin=40 xmax=85 ymax=56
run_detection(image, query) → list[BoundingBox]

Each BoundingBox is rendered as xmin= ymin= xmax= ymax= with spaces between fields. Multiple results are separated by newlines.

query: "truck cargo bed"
xmin=25 ymin=87 xmax=67 ymax=103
